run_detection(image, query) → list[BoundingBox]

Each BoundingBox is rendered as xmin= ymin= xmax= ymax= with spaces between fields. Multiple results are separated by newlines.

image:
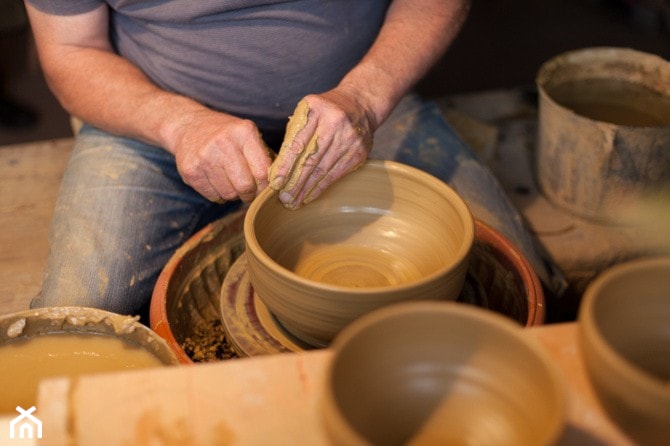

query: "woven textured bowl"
xmin=150 ymin=210 xmax=544 ymax=363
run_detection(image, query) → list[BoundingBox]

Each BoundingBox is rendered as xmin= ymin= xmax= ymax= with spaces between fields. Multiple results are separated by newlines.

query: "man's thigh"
xmin=33 ymin=126 xmax=237 ymax=315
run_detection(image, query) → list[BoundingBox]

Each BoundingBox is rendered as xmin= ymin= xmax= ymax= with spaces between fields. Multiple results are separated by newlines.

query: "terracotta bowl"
xmin=150 ymin=210 xmax=247 ymax=364
xmin=322 ymin=301 xmax=566 ymax=446
xmin=578 ymin=256 xmax=670 ymax=446
xmin=245 ymin=160 xmax=474 ymax=346
xmin=468 ymin=219 xmax=545 ymax=326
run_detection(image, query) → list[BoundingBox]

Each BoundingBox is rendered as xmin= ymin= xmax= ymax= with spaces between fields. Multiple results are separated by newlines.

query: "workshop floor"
xmin=1 ymin=0 xmax=668 ymax=317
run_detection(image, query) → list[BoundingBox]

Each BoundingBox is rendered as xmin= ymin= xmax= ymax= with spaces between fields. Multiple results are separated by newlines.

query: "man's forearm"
xmin=41 ymin=46 xmax=206 ymax=153
xmin=25 ymin=3 xmax=205 ymax=153
xmin=338 ymin=0 xmax=470 ymax=128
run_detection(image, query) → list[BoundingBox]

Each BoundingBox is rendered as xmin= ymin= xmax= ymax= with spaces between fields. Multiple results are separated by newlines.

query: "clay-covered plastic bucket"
xmin=536 ymin=47 xmax=670 ymax=222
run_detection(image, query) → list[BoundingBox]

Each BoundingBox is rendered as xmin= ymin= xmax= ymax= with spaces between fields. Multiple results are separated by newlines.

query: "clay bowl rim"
xmin=473 ymin=219 xmax=545 ymax=326
xmin=578 ymin=256 xmax=670 ymax=397
xmin=244 ymin=159 xmax=475 ymax=295
xmin=0 ymin=306 xmax=181 ymax=366
xmin=323 ymin=300 xmax=567 ymax=445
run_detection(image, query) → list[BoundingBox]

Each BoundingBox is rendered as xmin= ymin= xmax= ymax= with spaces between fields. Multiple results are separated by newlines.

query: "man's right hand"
xmin=169 ymin=109 xmax=273 ymax=203
xmin=25 ymin=3 xmax=273 ymax=205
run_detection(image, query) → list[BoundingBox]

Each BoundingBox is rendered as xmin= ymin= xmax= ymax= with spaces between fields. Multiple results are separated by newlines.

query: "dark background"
xmin=1 ymin=0 xmax=669 ymax=146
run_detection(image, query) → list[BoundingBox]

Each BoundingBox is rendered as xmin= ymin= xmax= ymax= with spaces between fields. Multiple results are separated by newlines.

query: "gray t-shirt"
xmin=26 ymin=0 xmax=387 ymax=137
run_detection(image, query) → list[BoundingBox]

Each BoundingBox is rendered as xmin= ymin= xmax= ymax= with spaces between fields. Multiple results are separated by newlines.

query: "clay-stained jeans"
xmin=32 ymin=94 xmax=564 ymax=317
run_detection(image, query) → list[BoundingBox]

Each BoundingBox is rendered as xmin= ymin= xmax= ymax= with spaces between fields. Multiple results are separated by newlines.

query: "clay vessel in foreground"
xmin=321 ymin=301 xmax=566 ymax=445
xmin=578 ymin=256 xmax=670 ymax=446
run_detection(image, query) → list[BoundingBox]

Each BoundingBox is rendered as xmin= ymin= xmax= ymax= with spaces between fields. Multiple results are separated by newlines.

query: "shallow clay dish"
xmin=244 ymin=160 xmax=474 ymax=346
xmin=150 ymin=210 xmax=247 ymax=363
xmin=578 ymin=256 xmax=670 ymax=445
xmin=0 ymin=306 xmax=179 ymax=365
xmin=322 ymin=301 xmax=566 ymax=446
xmin=0 ymin=306 xmax=179 ymax=412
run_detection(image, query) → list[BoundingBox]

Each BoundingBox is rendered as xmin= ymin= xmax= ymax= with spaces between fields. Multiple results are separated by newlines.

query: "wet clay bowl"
xmin=322 ymin=301 xmax=566 ymax=446
xmin=578 ymin=256 xmax=670 ymax=446
xmin=0 ymin=306 xmax=179 ymax=413
xmin=245 ymin=159 xmax=474 ymax=347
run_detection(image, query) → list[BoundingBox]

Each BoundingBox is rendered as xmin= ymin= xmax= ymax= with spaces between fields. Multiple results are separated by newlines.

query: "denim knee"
xmin=33 ymin=125 xmax=236 ymax=315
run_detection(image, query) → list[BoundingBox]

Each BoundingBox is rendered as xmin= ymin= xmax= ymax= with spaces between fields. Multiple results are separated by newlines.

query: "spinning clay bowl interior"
xmin=244 ymin=160 xmax=474 ymax=346
xmin=578 ymin=256 xmax=670 ymax=446
xmin=322 ymin=302 xmax=566 ymax=446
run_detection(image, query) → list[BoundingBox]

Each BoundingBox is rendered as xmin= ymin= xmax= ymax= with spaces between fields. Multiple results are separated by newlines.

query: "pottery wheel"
xmin=220 ymin=254 xmax=315 ymax=357
xmin=220 ymin=253 xmax=489 ymax=357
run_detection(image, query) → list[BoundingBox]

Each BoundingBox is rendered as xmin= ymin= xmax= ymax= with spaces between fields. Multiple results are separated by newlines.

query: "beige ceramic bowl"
xmin=322 ymin=301 xmax=566 ymax=446
xmin=245 ymin=160 xmax=474 ymax=347
xmin=578 ymin=256 xmax=670 ymax=446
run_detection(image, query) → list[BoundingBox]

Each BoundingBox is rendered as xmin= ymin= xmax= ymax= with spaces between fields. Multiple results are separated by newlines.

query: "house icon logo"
xmin=9 ymin=406 xmax=43 ymax=439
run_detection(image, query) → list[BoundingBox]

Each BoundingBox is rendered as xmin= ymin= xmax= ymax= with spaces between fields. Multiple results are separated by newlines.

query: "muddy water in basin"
xmin=0 ymin=333 xmax=163 ymax=413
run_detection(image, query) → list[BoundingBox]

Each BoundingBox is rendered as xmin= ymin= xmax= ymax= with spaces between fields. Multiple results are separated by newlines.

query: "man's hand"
xmin=268 ymin=90 xmax=375 ymax=209
xmin=170 ymin=110 xmax=273 ymax=203
xmin=25 ymin=3 xmax=273 ymax=205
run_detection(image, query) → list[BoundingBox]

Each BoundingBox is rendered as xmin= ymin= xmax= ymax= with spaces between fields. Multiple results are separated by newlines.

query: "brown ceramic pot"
xmin=321 ymin=301 xmax=566 ymax=446
xmin=244 ymin=160 xmax=474 ymax=346
xmin=578 ymin=256 xmax=670 ymax=446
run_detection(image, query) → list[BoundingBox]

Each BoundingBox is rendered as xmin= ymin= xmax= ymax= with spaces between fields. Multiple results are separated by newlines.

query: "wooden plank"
xmin=36 ymin=324 xmax=633 ymax=446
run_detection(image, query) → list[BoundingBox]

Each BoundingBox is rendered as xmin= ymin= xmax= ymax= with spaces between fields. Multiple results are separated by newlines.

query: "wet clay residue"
xmin=267 ymin=99 xmax=319 ymax=208
xmin=180 ymin=319 xmax=239 ymax=362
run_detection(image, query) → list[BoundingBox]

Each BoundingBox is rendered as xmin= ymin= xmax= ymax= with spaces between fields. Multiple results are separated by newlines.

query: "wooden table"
xmin=28 ymin=322 xmax=634 ymax=445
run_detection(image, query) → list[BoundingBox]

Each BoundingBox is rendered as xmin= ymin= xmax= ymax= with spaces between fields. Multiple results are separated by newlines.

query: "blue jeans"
xmin=32 ymin=94 xmax=564 ymax=316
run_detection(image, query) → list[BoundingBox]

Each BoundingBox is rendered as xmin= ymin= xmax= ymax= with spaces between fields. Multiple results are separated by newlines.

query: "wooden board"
xmin=35 ymin=324 xmax=633 ymax=446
